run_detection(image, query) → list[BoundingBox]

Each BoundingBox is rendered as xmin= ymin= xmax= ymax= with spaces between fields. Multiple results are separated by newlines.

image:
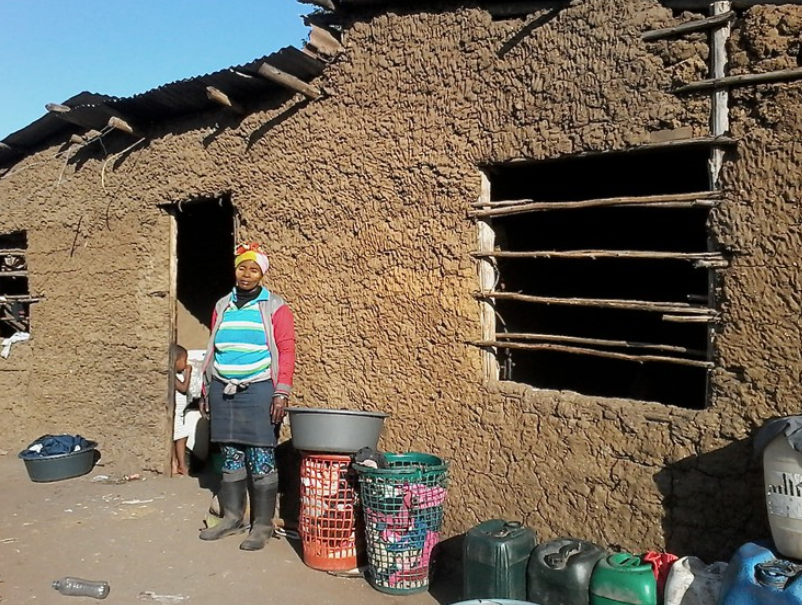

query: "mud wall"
xmin=0 ymin=0 xmax=799 ymax=560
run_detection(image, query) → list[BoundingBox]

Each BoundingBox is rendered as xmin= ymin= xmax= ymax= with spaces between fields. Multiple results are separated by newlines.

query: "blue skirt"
xmin=208 ymin=379 xmax=277 ymax=447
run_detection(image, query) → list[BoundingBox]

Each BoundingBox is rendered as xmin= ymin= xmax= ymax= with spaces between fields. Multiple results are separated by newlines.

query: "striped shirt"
xmin=213 ymin=287 xmax=272 ymax=382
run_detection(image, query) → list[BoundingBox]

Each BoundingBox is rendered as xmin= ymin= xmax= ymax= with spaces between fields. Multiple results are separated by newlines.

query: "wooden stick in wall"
xmin=472 ymin=250 xmax=727 ymax=262
xmin=476 ymin=290 xmax=716 ymax=315
xmin=477 ymin=172 xmax=500 ymax=382
xmin=642 ymin=11 xmax=734 ymax=41
xmin=469 ymin=191 xmax=721 ymax=217
xmin=664 ymin=0 xmax=802 ymax=9
xmin=496 ymin=332 xmax=708 ymax=357
xmin=662 ymin=314 xmax=716 ymax=323
xmin=674 ymin=66 xmax=802 ymax=94
xmin=708 ymin=1 xmax=731 ymax=189
xmin=469 ymin=340 xmax=714 ymax=369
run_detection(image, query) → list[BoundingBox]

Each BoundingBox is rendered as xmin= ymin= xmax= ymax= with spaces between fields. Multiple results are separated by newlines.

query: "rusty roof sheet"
xmin=0 ymin=46 xmax=325 ymax=168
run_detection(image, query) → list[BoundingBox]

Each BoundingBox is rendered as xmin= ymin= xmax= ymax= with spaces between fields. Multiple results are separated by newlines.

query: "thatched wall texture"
xmin=0 ymin=0 xmax=799 ymax=560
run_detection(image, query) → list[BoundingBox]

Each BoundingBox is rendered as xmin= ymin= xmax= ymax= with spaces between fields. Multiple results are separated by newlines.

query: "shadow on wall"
xmin=497 ymin=5 xmax=569 ymax=58
xmin=654 ymin=436 xmax=768 ymax=562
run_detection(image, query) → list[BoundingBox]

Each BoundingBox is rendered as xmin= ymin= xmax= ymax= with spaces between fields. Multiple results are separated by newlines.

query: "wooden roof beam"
xmin=257 ymin=63 xmax=323 ymax=100
xmin=306 ymin=24 xmax=344 ymax=59
xmin=205 ymin=86 xmax=245 ymax=114
xmin=46 ymin=103 xmax=137 ymax=135
xmin=107 ymin=116 xmax=134 ymax=135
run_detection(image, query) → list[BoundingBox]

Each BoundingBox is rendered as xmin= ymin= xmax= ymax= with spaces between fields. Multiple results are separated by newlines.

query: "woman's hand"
xmin=199 ymin=396 xmax=210 ymax=419
xmin=271 ymin=395 xmax=288 ymax=425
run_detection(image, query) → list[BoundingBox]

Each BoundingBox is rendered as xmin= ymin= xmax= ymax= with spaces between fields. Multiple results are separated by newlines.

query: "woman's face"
xmin=235 ymin=260 xmax=264 ymax=291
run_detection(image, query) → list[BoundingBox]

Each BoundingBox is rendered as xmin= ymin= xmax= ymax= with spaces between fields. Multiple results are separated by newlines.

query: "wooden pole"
xmin=206 ymin=86 xmax=245 ymax=114
xmin=664 ymin=0 xmax=802 ymax=9
xmin=495 ymin=332 xmax=708 ymax=356
xmin=0 ymin=312 xmax=26 ymax=332
xmin=45 ymin=103 xmax=71 ymax=114
xmin=642 ymin=11 xmax=734 ymax=41
xmin=705 ymin=2 xmax=732 ymax=394
xmin=662 ymin=314 xmax=716 ymax=323
xmin=709 ymin=1 xmax=731 ymax=189
xmin=470 ymin=340 xmax=714 ymax=369
xmin=477 ymin=290 xmax=716 ymax=315
xmin=477 ymin=173 xmax=499 ymax=382
xmin=693 ymin=259 xmax=729 ymax=269
xmin=0 ymin=271 xmax=28 ymax=278
xmin=674 ymin=66 xmax=802 ymax=94
xmin=0 ymin=249 xmax=28 ymax=256
xmin=469 ymin=191 xmax=721 ymax=218
xmin=257 ymin=63 xmax=322 ymax=100
xmin=0 ymin=295 xmax=41 ymax=302
xmin=107 ymin=116 xmax=134 ymax=135
xmin=472 ymin=250 xmax=727 ymax=262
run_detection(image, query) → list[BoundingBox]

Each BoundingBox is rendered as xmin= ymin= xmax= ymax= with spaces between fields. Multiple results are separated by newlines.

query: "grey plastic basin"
xmin=19 ymin=441 xmax=98 ymax=483
xmin=286 ymin=407 xmax=389 ymax=453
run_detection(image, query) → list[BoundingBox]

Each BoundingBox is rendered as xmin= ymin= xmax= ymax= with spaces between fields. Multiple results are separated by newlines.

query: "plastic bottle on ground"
xmin=52 ymin=577 xmax=110 ymax=599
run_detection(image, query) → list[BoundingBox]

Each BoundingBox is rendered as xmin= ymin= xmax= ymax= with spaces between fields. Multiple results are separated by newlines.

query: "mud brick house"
xmin=1 ymin=0 xmax=800 ymax=560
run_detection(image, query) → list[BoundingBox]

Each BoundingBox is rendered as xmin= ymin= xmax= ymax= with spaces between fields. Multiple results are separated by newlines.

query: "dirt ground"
xmin=0 ymin=453 xmax=460 ymax=605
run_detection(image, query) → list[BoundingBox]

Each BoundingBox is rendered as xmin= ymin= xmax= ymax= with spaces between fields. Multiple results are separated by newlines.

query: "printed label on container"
xmin=767 ymin=471 xmax=802 ymax=520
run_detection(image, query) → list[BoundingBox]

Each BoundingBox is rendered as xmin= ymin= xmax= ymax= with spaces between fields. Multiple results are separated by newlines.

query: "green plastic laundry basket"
xmin=354 ymin=453 xmax=449 ymax=595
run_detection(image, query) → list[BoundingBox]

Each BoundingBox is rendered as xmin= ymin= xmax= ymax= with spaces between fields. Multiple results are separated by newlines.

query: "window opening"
xmin=0 ymin=231 xmax=34 ymax=338
xmin=474 ymin=147 xmax=723 ymax=409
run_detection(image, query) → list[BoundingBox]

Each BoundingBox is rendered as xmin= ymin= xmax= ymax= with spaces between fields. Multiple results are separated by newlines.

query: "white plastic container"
xmin=763 ymin=434 xmax=802 ymax=559
xmin=663 ymin=556 xmax=727 ymax=605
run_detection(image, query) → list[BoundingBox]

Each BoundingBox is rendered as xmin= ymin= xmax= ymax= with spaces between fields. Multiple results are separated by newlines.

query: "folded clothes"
xmin=19 ymin=434 xmax=93 ymax=459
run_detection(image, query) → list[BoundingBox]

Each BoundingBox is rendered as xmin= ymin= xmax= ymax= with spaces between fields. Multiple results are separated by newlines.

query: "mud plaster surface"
xmin=0 ymin=0 xmax=800 ymax=562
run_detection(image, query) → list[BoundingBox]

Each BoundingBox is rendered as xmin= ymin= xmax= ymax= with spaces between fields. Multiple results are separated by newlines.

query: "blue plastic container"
xmin=718 ymin=540 xmax=802 ymax=605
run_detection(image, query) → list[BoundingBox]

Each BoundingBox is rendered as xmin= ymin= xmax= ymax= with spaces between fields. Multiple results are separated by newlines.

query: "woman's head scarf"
xmin=235 ymin=243 xmax=269 ymax=275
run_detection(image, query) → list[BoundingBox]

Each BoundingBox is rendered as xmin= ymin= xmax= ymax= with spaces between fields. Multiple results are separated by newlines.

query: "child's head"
xmin=171 ymin=344 xmax=188 ymax=372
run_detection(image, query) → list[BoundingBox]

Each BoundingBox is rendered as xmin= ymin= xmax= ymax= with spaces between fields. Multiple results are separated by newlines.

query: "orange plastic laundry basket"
xmin=299 ymin=453 xmax=364 ymax=571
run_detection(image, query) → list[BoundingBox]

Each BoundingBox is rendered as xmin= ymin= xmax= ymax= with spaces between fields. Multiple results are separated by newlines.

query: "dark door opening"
xmin=174 ymin=196 xmax=236 ymax=351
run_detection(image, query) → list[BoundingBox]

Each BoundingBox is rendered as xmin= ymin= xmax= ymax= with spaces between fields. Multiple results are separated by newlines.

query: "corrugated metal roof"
xmin=0 ymin=46 xmax=326 ymax=168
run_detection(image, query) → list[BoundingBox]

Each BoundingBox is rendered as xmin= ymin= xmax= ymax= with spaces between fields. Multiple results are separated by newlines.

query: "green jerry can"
xmin=589 ymin=553 xmax=657 ymax=605
xmin=463 ymin=519 xmax=538 ymax=601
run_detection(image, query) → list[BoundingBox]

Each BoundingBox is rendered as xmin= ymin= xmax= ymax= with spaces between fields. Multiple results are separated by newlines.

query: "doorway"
xmin=166 ymin=195 xmax=236 ymax=474
xmin=172 ymin=196 xmax=237 ymax=350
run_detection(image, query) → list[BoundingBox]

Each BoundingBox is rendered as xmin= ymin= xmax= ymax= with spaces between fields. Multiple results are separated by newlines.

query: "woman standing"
xmin=199 ymin=243 xmax=296 ymax=551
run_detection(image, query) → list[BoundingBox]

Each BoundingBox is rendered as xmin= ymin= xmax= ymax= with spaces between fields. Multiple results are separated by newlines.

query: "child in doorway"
xmin=172 ymin=343 xmax=193 ymax=476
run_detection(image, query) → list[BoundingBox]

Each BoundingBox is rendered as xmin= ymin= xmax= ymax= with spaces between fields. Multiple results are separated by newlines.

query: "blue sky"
xmin=0 ymin=1 xmax=310 ymax=139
